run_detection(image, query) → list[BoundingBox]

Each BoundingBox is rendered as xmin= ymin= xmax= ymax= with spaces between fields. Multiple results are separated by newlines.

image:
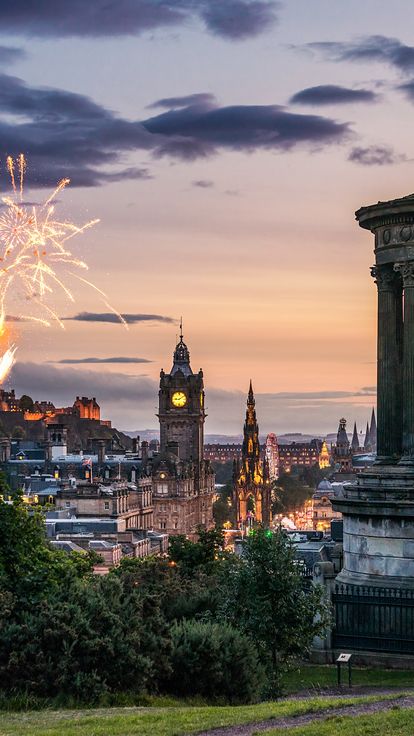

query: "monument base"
xmin=333 ymin=464 xmax=414 ymax=589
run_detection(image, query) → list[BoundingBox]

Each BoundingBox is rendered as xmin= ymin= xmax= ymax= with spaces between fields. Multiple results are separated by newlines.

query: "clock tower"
xmin=158 ymin=326 xmax=205 ymax=463
xmin=150 ymin=326 xmax=215 ymax=539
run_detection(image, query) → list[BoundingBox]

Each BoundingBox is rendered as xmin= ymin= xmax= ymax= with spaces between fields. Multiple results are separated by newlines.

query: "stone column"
xmin=395 ymin=262 xmax=414 ymax=460
xmin=371 ymin=265 xmax=403 ymax=459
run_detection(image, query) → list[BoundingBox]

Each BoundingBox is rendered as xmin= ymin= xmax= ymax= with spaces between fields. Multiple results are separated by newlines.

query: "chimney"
xmin=98 ymin=439 xmax=106 ymax=465
xmin=141 ymin=440 xmax=149 ymax=462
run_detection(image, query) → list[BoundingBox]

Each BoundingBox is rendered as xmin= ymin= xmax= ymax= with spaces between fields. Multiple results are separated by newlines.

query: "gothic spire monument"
xmin=233 ymin=381 xmax=271 ymax=527
xmin=333 ymin=193 xmax=414 ymax=590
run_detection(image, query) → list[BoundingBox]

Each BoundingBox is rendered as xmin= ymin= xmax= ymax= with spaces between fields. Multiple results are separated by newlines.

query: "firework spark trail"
xmin=0 ymin=155 xmax=126 ymax=382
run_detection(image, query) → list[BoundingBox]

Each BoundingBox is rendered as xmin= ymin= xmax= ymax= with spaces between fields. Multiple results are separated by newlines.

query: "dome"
xmin=317 ymin=478 xmax=333 ymax=491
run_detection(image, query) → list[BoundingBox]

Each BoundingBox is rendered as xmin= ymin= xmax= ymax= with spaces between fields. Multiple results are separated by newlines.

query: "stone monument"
xmin=333 ymin=194 xmax=414 ymax=589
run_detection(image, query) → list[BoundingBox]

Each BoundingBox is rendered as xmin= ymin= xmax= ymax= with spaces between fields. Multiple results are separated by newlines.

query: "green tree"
xmin=165 ymin=619 xmax=266 ymax=703
xmin=213 ymin=480 xmax=236 ymax=528
xmin=219 ymin=528 xmax=330 ymax=694
xmin=0 ymin=573 xmax=171 ymax=698
xmin=168 ymin=526 xmax=226 ymax=575
xmin=0 ymin=499 xmax=95 ymax=604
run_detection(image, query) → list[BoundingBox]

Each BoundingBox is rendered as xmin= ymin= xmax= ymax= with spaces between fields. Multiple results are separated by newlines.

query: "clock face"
xmin=171 ymin=391 xmax=187 ymax=408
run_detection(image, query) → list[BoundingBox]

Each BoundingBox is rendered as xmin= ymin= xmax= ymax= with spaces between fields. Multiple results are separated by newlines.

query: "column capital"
xmin=371 ymin=264 xmax=401 ymax=291
xmin=394 ymin=261 xmax=414 ymax=288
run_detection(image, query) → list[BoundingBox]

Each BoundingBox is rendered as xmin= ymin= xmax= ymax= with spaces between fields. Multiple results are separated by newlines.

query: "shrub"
xmin=165 ymin=620 xmax=266 ymax=703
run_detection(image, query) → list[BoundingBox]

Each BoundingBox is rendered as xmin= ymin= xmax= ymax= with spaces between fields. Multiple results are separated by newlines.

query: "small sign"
xmin=337 ymin=653 xmax=352 ymax=663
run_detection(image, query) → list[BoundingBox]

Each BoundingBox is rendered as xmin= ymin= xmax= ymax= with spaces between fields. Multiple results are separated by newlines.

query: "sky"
xmin=1 ymin=0 xmax=414 ymax=435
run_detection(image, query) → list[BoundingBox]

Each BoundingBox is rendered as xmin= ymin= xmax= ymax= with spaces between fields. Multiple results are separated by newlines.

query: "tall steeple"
xmin=369 ymin=408 xmax=377 ymax=452
xmin=171 ymin=319 xmax=193 ymax=377
xmin=242 ymin=380 xmax=261 ymax=479
xmin=364 ymin=421 xmax=371 ymax=452
xmin=336 ymin=418 xmax=349 ymax=451
xmin=351 ymin=421 xmax=360 ymax=453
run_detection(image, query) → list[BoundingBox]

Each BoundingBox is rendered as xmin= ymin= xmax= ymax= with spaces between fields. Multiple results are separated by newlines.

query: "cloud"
xmin=192 ymin=179 xmax=214 ymax=188
xmin=10 ymin=362 xmax=157 ymax=406
xmin=7 ymin=361 xmax=377 ymax=434
xmin=148 ymin=93 xmax=216 ymax=110
xmin=0 ymin=1 xmax=279 ymax=40
xmin=305 ymin=36 xmax=414 ymax=74
xmin=348 ymin=145 xmax=403 ymax=166
xmin=142 ymin=96 xmax=351 ymax=158
xmin=396 ymin=79 xmax=414 ymax=102
xmin=62 ymin=312 xmax=176 ymax=324
xmin=199 ymin=0 xmax=278 ymax=40
xmin=0 ymin=46 xmax=25 ymax=65
xmin=0 ymin=75 xmax=352 ymax=186
xmin=290 ymin=84 xmax=378 ymax=106
xmin=53 ymin=357 xmax=153 ymax=364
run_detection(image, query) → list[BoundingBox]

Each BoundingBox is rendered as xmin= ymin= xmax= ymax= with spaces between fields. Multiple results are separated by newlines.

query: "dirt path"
xmin=196 ymin=693 xmax=414 ymax=736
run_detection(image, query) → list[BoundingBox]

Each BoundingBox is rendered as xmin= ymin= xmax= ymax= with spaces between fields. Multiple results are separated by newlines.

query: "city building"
xmin=318 ymin=440 xmax=331 ymax=469
xmin=233 ymin=381 xmax=271 ymax=527
xmin=73 ymin=396 xmax=101 ymax=421
xmin=204 ymin=444 xmax=242 ymax=463
xmin=265 ymin=432 xmax=279 ymax=480
xmin=331 ymin=418 xmax=352 ymax=472
xmin=146 ymin=327 xmax=215 ymax=539
xmin=278 ymin=439 xmax=322 ymax=474
xmin=312 ymin=478 xmax=343 ymax=533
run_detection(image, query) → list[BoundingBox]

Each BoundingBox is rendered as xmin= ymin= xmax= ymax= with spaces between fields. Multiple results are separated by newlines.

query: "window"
xmin=65 ymin=501 xmax=71 ymax=508
xmin=157 ymin=483 xmax=168 ymax=495
xmin=104 ymin=501 xmax=110 ymax=511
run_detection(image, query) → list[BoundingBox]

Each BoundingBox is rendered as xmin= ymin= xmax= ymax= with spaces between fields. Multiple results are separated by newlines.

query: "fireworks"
xmin=0 ymin=155 xmax=124 ymax=381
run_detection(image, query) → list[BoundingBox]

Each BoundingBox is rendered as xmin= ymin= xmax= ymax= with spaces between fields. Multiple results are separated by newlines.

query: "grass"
xmin=283 ymin=664 xmax=414 ymax=693
xmin=263 ymin=707 xmax=414 ymax=736
xmin=0 ymin=694 xmax=407 ymax=736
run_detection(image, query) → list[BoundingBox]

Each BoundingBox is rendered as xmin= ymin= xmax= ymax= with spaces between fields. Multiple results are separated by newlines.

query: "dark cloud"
xmin=396 ymin=79 xmax=414 ymax=101
xmin=10 ymin=362 xmax=157 ymax=406
xmin=0 ymin=1 xmax=278 ymax=40
xmin=142 ymin=98 xmax=351 ymax=157
xmin=7 ymin=361 xmax=377 ymax=433
xmin=0 ymin=75 xmax=351 ymax=186
xmin=53 ymin=357 xmax=153 ymax=364
xmin=62 ymin=312 xmax=176 ymax=324
xmin=148 ymin=93 xmax=215 ymax=110
xmin=199 ymin=0 xmax=278 ymax=40
xmin=348 ymin=145 xmax=403 ymax=166
xmin=290 ymin=84 xmax=378 ymax=106
xmin=306 ymin=36 xmax=414 ymax=74
xmin=192 ymin=179 xmax=214 ymax=188
xmin=0 ymin=45 xmax=25 ymax=65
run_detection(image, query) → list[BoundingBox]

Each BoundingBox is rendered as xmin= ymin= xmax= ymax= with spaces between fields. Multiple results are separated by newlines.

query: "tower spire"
xmin=351 ymin=421 xmax=360 ymax=452
xmin=248 ymin=379 xmax=255 ymax=407
xmin=180 ymin=316 xmax=183 ymax=340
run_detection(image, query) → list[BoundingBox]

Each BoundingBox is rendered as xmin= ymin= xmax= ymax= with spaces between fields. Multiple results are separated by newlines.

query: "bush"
xmin=0 ymin=574 xmax=172 ymax=700
xmin=165 ymin=620 xmax=266 ymax=703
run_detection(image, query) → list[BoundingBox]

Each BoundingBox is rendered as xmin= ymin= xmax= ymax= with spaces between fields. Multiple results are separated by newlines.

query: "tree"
xmin=168 ymin=526 xmax=226 ymax=575
xmin=0 ymin=498 xmax=96 ymax=605
xmin=213 ymin=480 xmax=236 ymax=528
xmin=218 ymin=529 xmax=330 ymax=694
xmin=165 ymin=620 xmax=266 ymax=703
